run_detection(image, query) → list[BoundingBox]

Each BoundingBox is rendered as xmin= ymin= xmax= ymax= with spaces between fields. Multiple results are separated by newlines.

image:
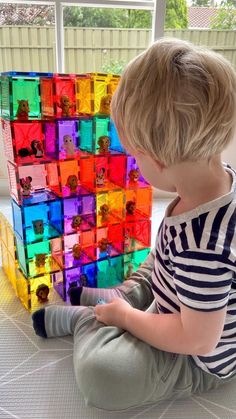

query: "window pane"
xmin=63 ymin=6 xmax=152 ymax=74
xmin=164 ymin=1 xmax=236 ymax=71
xmin=0 ymin=4 xmax=56 ymax=72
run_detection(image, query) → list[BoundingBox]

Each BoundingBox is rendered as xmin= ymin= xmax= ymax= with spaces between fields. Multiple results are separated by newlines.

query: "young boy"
xmin=32 ymin=38 xmax=236 ymax=411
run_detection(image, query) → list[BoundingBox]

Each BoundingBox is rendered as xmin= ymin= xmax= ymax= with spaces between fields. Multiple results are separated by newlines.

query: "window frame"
xmin=0 ymin=0 xmax=166 ymax=72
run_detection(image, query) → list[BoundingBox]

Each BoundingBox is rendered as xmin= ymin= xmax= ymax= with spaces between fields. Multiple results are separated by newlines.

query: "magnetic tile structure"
xmin=0 ymin=71 xmax=152 ymax=311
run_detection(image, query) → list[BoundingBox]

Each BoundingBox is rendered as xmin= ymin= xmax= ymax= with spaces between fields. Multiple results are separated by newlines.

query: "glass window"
xmin=0 ymin=3 xmax=56 ymax=72
xmin=63 ymin=6 xmax=153 ymax=74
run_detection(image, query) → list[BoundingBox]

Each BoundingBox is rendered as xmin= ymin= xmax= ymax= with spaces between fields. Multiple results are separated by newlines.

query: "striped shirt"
xmin=152 ymin=164 xmax=236 ymax=378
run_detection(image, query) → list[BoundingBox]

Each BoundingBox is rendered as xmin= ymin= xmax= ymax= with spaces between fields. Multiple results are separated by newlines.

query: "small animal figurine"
xmin=96 ymin=298 xmax=106 ymax=305
xmin=96 ymin=167 xmax=106 ymax=187
xmin=18 ymin=147 xmax=31 ymax=158
xmin=71 ymin=215 xmax=82 ymax=230
xmin=31 ymin=140 xmax=44 ymax=158
xmin=98 ymin=238 xmax=111 ymax=253
xmin=126 ymin=200 xmax=136 ymax=215
xmin=99 ymin=204 xmax=110 ymax=223
xmin=128 ymin=169 xmax=140 ymax=183
xmin=98 ymin=94 xmax=112 ymax=115
xmin=36 ymin=283 xmax=49 ymax=303
xmin=72 ymin=244 xmax=82 ymax=260
xmin=62 ymin=135 xmax=76 ymax=156
xmin=58 ymin=95 xmax=74 ymax=117
xmin=20 ymin=176 xmax=33 ymax=197
xmin=16 ymin=100 xmax=30 ymax=120
xmin=97 ymin=136 xmax=110 ymax=153
xmin=125 ymin=263 xmax=134 ymax=280
xmin=33 ymin=219 xmax=44 ymax=235
xmin=80 ymin=274 xmax=88 ymax=287
xmin=66 ymin=175 xmax=78 ymax=193
xmin=35 ymin=253 xmax=47 ymax=268
xmin=124 ymin=230 xmax=131 ymax=250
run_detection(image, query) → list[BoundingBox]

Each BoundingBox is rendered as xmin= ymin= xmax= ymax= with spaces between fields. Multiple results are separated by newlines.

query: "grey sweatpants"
xmin=71 ymin=250 xmax=230 ymax=411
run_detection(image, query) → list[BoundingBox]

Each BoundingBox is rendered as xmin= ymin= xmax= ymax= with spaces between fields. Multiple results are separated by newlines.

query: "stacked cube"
xmin=0 ymin=71 xmax=152 ymax=311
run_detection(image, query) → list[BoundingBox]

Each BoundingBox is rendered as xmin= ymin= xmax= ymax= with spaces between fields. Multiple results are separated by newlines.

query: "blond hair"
xmin=111 ymin=38 xmax=236 ymax=166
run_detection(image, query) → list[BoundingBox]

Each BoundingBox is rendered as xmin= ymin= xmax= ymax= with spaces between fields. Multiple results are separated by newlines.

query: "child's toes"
xmin=68 ymin=286 xmax=83 ymax=306
xmin=32 ymin=308 xmax=47 ymax=338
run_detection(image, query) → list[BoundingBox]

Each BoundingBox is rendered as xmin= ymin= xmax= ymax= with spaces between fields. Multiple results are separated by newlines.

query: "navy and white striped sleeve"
xmin=173 ymin=250 xmax=233 ymax=312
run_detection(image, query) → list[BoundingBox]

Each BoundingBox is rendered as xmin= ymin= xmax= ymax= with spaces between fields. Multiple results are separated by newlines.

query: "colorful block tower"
xmin=0 ymin=70 xmax=152 ymax=311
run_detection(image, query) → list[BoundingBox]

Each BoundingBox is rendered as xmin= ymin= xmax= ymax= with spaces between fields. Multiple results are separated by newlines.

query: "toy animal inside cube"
xmin=15 ymin=234 xmax=61 ymax=278
xmin=8 ymin=160 xmax=58 ymax=205
xmin=126 ymin=156 xmax=149 ymax=188
xmin=125 ymin=187 xmax=152 ymax=221
xmin=53 ymin=262 xmax=97 ymax=302
xmin=79 ymin=153 xmax=126 ymax=192
xmin=63 ymin=194 xmax=96 ymax=235
xmin=97 ymin=255 xmax=124 ymax=288
xmin=1 ymin=74 xmax=41 ymax=120
xmin=124 ymin=219 xmax=151 ymax=253
xmin=12 ymin=199 xmax=63 ymax=245
xmin=79 ymin=116 xmax=110 ymax=154
xmin=47 ymin=159 xmax=82 ymax=197
xmin=51 ymin=230 xmax=96 ymax=270
xmin=41 ymin=74 xmax=76 ymax=118
xmin=76 ymin=73 xmax=110 ymax=115
xmin=3 ymin=120 xmax=46 ymax=164
xmin=96 ymin=189 xmax=124 ymax=227
xmin=94 ymin=116 xmax=110 ymax=153
xmin=55 ymin=75 xmax=76 ymax=118
xmin=96 ymin=224 xmax=124 ymax=260
xmin=44 ymin=119 xmax=79 ymax=160
xmin=16 ymin=268 xmax=52 ymax=311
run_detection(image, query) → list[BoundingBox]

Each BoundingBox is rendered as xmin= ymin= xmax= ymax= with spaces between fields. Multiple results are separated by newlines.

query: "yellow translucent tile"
xmin=16 ymin=268 xmax=52 ymax=311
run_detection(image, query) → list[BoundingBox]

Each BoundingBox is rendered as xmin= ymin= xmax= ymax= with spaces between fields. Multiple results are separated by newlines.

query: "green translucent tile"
xmin=97 ymin=255 xmax=124 ymax=288
xmin=1 ymin=76 xmax=41 ymax=119
xmin=94 ymin=116 xmax=109 ymax=148
xmin=12 ymin=78 xmax=41 ymax=119
xmin=80 ymin=119 xmax=93 ymax=152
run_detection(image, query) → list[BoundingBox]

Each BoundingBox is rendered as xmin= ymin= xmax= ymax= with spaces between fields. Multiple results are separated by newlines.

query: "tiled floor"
xmin=1 ymin=197 xmax=236 ymax=418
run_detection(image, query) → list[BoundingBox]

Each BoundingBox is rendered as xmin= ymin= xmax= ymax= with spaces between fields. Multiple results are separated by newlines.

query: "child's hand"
xmin=95 ymin=298 xmax=133 ymax=329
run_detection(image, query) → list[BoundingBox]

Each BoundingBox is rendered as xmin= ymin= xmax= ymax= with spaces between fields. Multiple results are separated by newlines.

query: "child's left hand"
xmin=95 ymin=298 xmax=133 ymax=329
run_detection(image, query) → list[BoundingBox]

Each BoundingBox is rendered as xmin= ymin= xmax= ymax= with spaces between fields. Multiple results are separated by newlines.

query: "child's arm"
xmin=95 ymin=298 xmax=227 ymax=355
xmin=96 ymin=247 xmax=232 ymax=356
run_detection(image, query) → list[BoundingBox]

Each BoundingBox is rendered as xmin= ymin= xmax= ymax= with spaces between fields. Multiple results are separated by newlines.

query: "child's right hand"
xmin=95 ymin=298 xmax=133 ymax=329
